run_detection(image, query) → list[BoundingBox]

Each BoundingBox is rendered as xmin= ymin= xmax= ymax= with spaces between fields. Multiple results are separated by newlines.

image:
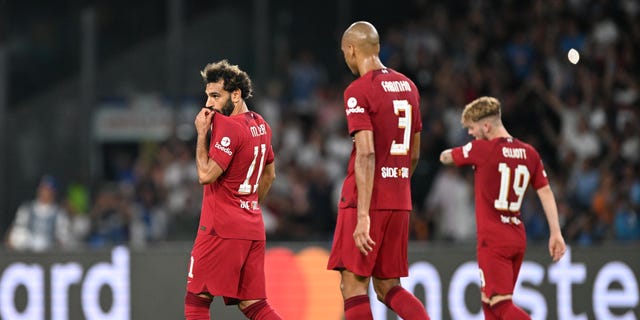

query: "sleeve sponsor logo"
xmin=215 ymin=137 xmax=233 ymax=156
xmin=345 ymin=97 xmax=365 ymax=116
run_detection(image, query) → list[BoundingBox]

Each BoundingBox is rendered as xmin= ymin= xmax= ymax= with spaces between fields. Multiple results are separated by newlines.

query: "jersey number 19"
xmin=494 ymin=162 xmax=530 ymax=212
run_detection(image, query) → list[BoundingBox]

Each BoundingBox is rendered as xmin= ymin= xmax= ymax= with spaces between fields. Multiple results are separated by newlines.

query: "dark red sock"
xmin=384 ymin=286 xmax=430 ymax=320
xmin=344 ymin=295 xmax=373 ymax=320
xmin=491 ymin=300 xmax=530 ymax=320
xmin=482 ymin=302 xmax=498 ymax=320
xmin=184 ymin=292 xmax=212 ymax=320
xmin=241 ymin=300 xmax=282 ymax=320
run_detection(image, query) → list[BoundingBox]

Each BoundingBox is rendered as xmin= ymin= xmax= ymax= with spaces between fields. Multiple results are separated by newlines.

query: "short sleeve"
xmin=344 ymin=84 xmax=373 ymax=135
xmin=209 ymin=116 xmax=240 ymax=171
xmin=451 ymin=140 xmax=489 ymax=167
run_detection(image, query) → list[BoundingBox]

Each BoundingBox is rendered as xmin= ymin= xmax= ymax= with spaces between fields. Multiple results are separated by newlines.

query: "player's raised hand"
xmin=195 ymin=107 xmax=214 ymax=136
xmin=549 ymin=233 xmax=566 ymax=262
xmin=353 ymin=215 xmax=375 ymax=255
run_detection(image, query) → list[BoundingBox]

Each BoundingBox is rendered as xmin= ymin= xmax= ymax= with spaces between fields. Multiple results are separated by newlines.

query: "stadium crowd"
xmin=4 ymin=0 xmax=639 ymax=251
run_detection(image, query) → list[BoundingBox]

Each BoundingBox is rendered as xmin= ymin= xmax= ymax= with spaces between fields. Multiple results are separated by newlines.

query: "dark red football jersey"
xmin=199 ymin=111 xmax=274 ymax=240
xmin=339 ymin=68 xmax=422 ymax=211
xmin=451 ymin=137 xmax=549 ymax=246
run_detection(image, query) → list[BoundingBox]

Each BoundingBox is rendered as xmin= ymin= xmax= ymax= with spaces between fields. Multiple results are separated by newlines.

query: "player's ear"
xmin=481 ymin=121 xmax=490 ymax=134
xmin=232 ymin=88 xmax=241 ymax=102
xmin=346 ymin=44 xmax=356 ymax=58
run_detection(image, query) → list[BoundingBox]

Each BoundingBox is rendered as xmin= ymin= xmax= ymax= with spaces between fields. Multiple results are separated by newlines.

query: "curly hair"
xmin=200 ymin=60 xmax=254 ymax=100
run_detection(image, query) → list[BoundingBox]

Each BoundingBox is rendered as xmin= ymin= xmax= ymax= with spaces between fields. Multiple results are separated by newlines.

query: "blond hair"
xmin=461 ymin=96 xmax=501 ymax=125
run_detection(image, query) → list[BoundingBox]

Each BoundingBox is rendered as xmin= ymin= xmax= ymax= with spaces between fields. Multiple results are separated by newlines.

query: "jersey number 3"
xmin=494 ymin=163 xmax=530 ymax=212
xmin=390 ymin=100 xmax=412 ymax=155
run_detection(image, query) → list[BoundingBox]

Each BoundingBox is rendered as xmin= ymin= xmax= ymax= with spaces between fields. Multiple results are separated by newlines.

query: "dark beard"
xmin=220 ymin=98 xmax=234 ymax=116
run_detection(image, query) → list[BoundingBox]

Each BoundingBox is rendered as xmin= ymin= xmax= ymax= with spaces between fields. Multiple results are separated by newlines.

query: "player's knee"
xmin=340 ymin=270 xmax=369 ymax=298
xmin=372 ymin=278 xmax=401 ymax=302
xmin=488 ymin=294 xmax=512 ymax=306
xmin=238 ymin=299 xmax=260 ymax=310
xmin=184 ymin=292 xmax=212 ymax=320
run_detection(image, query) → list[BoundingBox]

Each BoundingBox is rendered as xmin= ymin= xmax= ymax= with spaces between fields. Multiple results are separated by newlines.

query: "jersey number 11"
xmin=238 ymin=144 xmax=267 ymax=195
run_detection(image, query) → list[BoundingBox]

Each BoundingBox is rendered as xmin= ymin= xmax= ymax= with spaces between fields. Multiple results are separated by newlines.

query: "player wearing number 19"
xmin=327 ymin=21 xmax=430 ymax=320
xmin=185 ymin=60 xmax=282 ymax=320
xmin=439 ymin=96 xmax=566 ymax=320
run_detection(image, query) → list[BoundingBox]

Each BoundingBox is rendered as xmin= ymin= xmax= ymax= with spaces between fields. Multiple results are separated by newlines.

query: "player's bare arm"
xmin=439 ymin=149 xmax=454 ymax=165
xmin=536 ymin=185 xmax=567 ymax=262
xmin=257 ymin=162 xmax=276 ymax=203
xmin=410 ymin=132 xmax=421 ymax=176
xmin=353 ymin=129 xmax=376 ymax=255
xmin=194 ymin=108 xmax=224 ymax=184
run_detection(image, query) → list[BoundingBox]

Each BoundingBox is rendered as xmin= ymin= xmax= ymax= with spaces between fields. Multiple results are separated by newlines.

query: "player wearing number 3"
xmin=439 ymin=96 xmax=566 ymax=320
xmin=185 ymin=60 xmax=282 ymax=320
xmin=327 ymin=21 xmax=430 ymax=320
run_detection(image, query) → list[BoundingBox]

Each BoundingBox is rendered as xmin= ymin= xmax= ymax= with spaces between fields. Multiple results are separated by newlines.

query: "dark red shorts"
xmin=186 ymin=234 xmax=266 ymax=305
xmin=327 ymin=208 xmax=409 ymax=278
xmin=477 ymin=245 xmax=525 ymax=298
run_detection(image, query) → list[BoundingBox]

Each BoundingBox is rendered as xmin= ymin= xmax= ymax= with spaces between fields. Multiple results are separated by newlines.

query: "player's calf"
xmin=344 ymin=295 xmax=373 ymax=320
xmin=184 ymin=292 xmax=212 ymax=320
xmin=482 ymin=302 xmax=498 ymax=320
xmin=383 ymin=286 xmax=430 ymax=320
xmin=240 ymin=299 xmax=282 ymax=320
xmin=490 ymin=299 xmax=530 ymax=320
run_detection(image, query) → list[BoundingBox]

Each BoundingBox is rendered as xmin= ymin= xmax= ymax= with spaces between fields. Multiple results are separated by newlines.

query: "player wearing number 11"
xmin=439 ymin=96 xmax=566 ymax=320
xmin=327 ymin=21 xmax=430 ymax=320
xmin=185 ymin=60 xmax=282 ymax=320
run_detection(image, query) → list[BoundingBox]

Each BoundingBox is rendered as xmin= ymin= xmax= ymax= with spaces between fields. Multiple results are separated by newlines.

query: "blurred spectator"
xmin=287 ymin=48 xmax=328 ymax=116
xmin=567 ymin=157 xmax=601 ymax=212
xmin=619 ymin=119 xmax=640 ymax=164
xmin=504 ymin=29 xmax=535 ymax=82
xmin=590 ymin=171 xmax=616 ymax=241
xmin=130 ymin=179 xmax=169 ymax=246
xmin=613 ymin=195 xmax=640 ymax=242
xmin=161 ymin=140 xmax=201 ymax=239
xmin=59 ymin=182 xmax=91 ymax=250
xmin=423 ymin=166 xmax=475 ymax=242
xmin=5 ymin=175 xmax=69 ymax=252
xmin=87 ymin=184 xmax=133 ymax=248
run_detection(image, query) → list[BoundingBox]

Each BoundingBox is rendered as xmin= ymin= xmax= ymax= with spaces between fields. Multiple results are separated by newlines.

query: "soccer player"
xmin=184 ymin=60 xmax=282 ymax=320
xmin=439 ymin=96 xmax=567 ymax=320
xmin=327 ymin=21 xmax=430 ymax=320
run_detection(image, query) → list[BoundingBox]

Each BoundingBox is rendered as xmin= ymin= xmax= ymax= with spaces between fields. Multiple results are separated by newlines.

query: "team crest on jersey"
xmin=221 ymin=136 xmax=231 ymax=147
xmin=345 ymin=97 xmax=365 ymax=115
